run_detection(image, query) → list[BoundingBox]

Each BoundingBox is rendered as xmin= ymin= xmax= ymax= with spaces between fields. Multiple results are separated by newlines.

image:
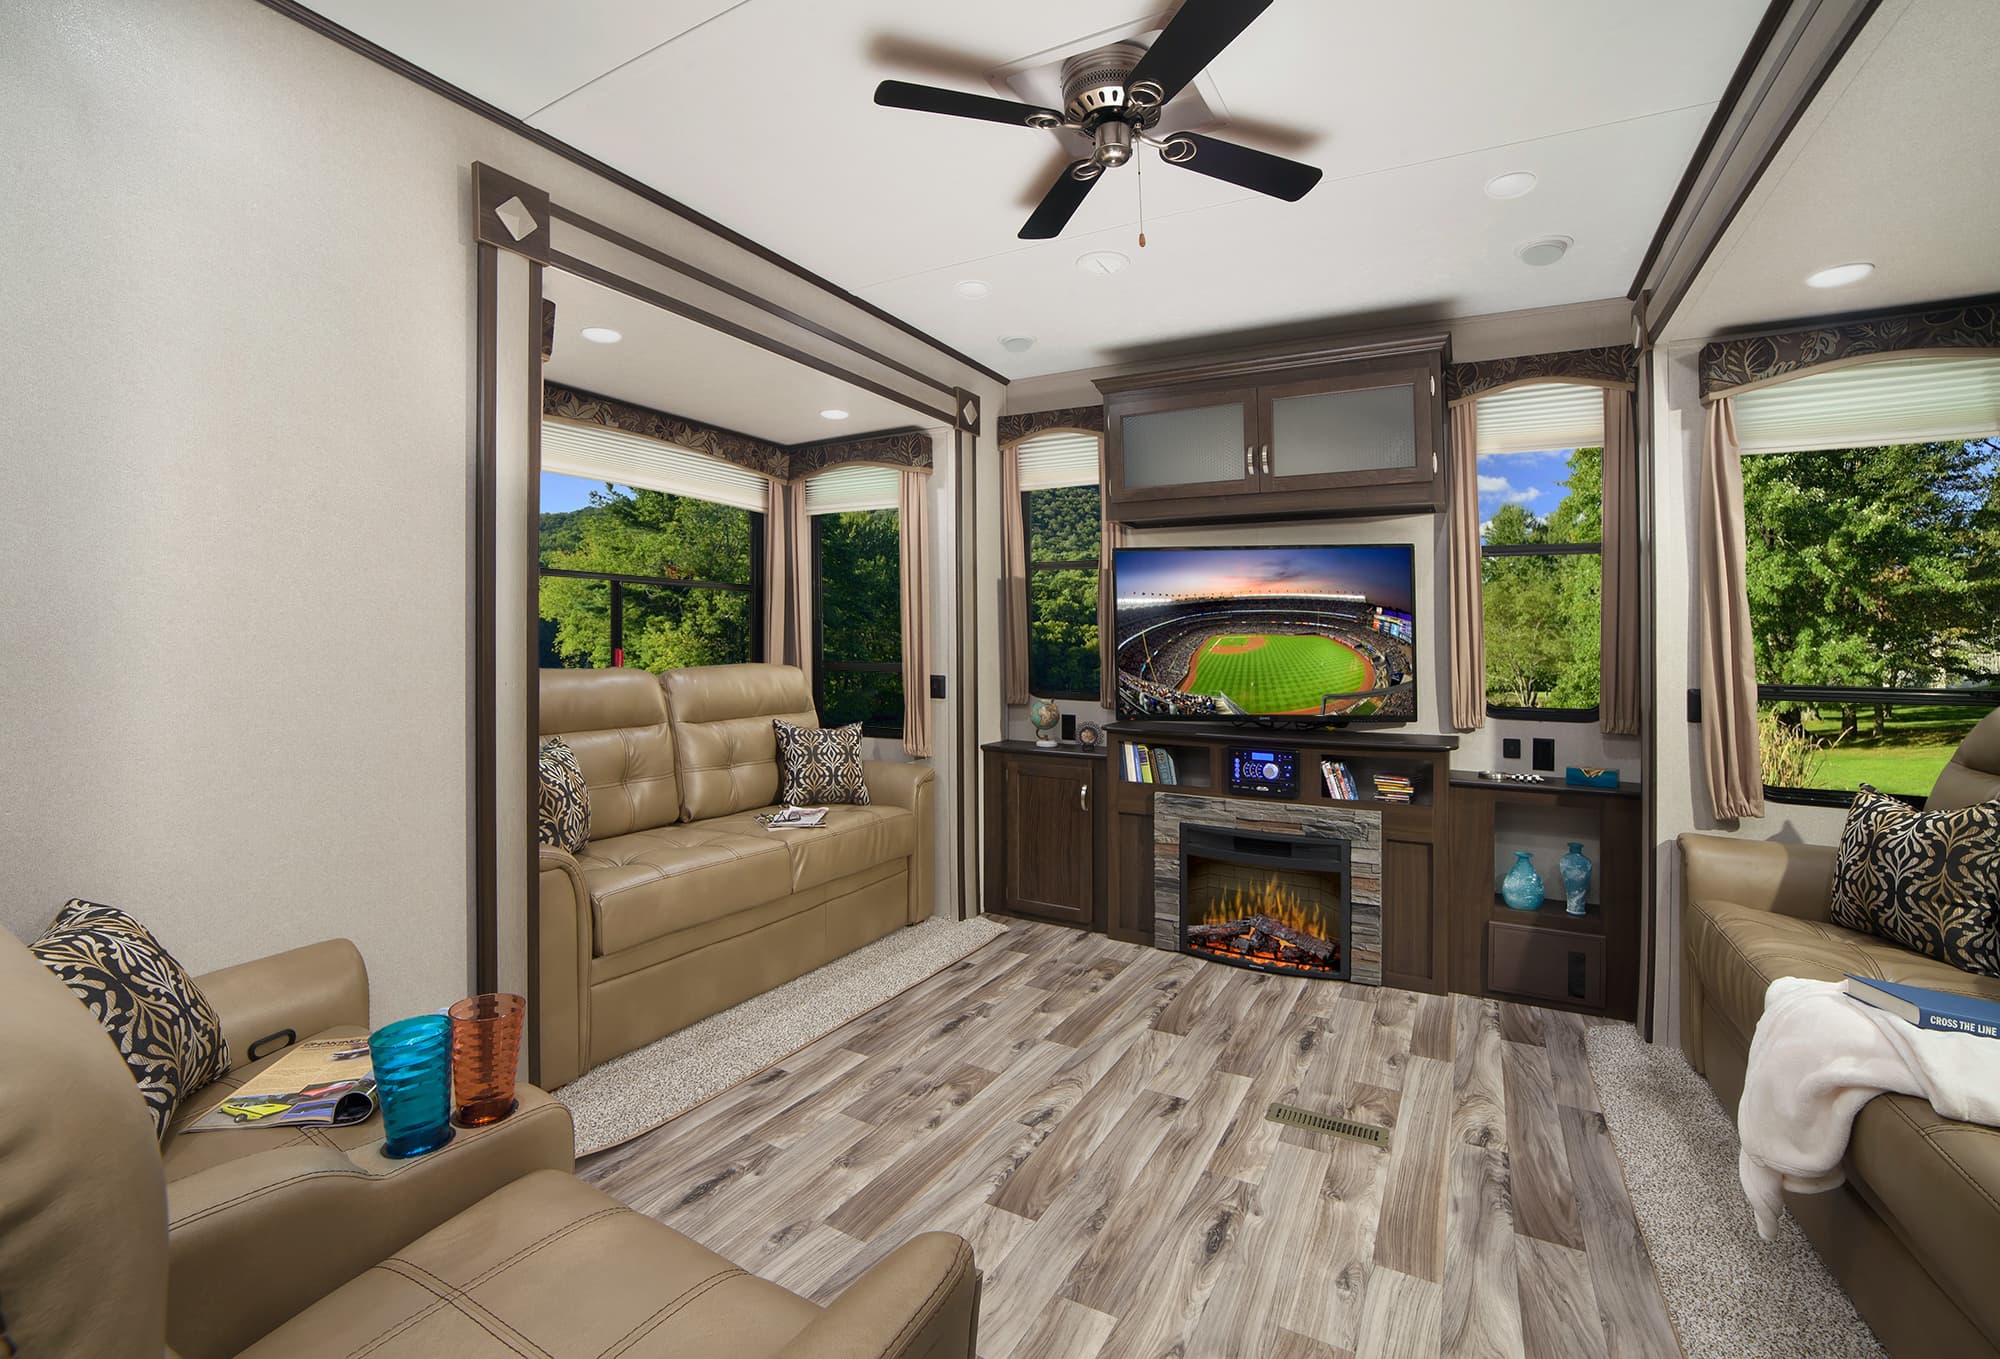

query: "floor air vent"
xmin=1264 ymin=1102 xmax=1388 ymax=1146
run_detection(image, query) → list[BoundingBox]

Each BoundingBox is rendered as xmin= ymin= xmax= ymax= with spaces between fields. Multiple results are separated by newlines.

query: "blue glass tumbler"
xmin=370 ymin=1014 xmax=455 ymax=1158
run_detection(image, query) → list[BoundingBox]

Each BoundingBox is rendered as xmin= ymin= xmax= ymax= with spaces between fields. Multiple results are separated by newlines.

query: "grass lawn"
xmin=1184 ymin=633 xmax=1370 ymax=714
xmin=1786 ymin=704 xmax=1985 ymax=797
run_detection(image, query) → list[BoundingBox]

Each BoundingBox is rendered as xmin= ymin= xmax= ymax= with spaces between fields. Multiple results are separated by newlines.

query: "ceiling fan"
xmin=874 ymin=0 xmax=1322 ymax=240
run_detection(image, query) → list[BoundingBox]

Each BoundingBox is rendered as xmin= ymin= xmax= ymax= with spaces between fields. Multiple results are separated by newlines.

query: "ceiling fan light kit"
xmin=874 ymin=0 xmax=1321 ymax=241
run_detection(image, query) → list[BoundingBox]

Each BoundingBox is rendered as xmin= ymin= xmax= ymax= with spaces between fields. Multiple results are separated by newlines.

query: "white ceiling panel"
xmin=543 ymin=269 xmax=935 ymax=444
xmin=1668 ymin=0 xmax=2000 ymax=340
xmin=304 ymin=0 xmax=742 ymax=116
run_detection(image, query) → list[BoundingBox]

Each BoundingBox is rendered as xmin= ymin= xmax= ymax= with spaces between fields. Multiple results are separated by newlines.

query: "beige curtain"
xmin=1447 ymin=401 xmax=1485 ymax=730
xmin=1600 ymin=389 xmax=1642 ymax=736
xmin=779 ymin=478 xmax=813 ymax=687
xmin=1698 ymin=399 xmax=1764 ymax=819
xmin=763 ymin=475 xmax=790 ymax=668
xmin=898 ymin=468 xmax=933 ymax=758
xmin=1000 ymin=441 xmax=1030 ymax=705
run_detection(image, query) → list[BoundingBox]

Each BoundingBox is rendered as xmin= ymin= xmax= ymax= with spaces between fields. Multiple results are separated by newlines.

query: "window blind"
xmin=541 ymin=418 xmax=769 ymax=512
xmin=1474 ymin=383 xmax=1607 ymax=455
xmin=805 ymin=464 xmax=900 ymax=514
xmin=1731 ymin=354 xmax=2000 ymax=454
xmin=1015 ymin=430 xmax=1101 ymax=490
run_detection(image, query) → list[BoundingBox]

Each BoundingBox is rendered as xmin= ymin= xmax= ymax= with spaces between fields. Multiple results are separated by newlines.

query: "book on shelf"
xmin=1124 ymin=743 xmax=1179 ymax=785
xmin=183 ymin=1035 xmax=377 ymax=1133
xmin=1321 ymin=759 xmax=1358 ymax=801
xmin=1370 ymin=772 xmax=1416 ymax=804
xmin=1155 ymin=748 xmax=1178 ymax=785
xmin=1843 ymin=976 xmax=2000 ymax=1039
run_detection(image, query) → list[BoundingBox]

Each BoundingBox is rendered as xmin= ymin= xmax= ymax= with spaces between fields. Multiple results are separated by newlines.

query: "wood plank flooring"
xmin=578 ymin=921 xmax=1680 ymax=1359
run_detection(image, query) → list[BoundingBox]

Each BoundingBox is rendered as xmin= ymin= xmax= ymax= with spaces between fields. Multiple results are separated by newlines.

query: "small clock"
xmin=1076 ymin=722 xmax=1102 ymax=749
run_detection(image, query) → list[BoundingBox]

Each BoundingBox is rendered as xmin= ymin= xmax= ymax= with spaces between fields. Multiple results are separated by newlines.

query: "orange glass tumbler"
xmin=448 ymin=992 xmax=525 ymax=1126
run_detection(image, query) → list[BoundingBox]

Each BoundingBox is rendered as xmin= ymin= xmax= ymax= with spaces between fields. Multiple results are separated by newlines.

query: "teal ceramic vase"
xmin=1500 ymin=851 xmax=1543 ymax=911
xmin=1559 ymin=842 xmax=1593 ymax=916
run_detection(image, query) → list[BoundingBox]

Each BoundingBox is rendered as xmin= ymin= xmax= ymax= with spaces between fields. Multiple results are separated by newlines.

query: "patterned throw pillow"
xmin=30 ymin=901 xmax=230 ymax=1140
xmin=538 ymin=736 xmax=591 ymax=854
xmin=774 ymin=718 xmax=871 ymax=806
xmin=1829 ymin=786 xmax=2000 ymax=978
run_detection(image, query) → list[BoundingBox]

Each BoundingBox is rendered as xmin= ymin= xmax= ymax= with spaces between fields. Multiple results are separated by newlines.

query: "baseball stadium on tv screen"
xmin=1112 ymin=545 xmax=1417 ymax=723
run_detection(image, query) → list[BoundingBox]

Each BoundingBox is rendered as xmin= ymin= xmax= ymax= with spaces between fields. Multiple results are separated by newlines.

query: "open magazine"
xmin=759 ymin=805 xmax=829 ymax=828
xmin=183 ymin=1034 xmax=378 ymax=1132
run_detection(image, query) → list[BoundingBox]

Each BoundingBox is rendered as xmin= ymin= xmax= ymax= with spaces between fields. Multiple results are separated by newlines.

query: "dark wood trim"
xmin=473 ymin=245 xmax=500 ymax=997
xmin=473 ymin=162 xmax=552 ymax=263
xmin=1094 ymin=331 xmax=1453 ymax=394
xmin=1633 ymin=0 xmax=1883 ymax=337
xmin=252 ymin=0 xmax=1009 ymax=387
xmin=524 ymin=260 xmax=544 ymax=1078
xmin=956 ymin=423 xmax=977 ymax=920
xmin=547 ymin=248 xmax=960 ymax=429
xmin=548 ymin=203 xmax=957 ymax=398
xmin=1637 ymin=353 xmax=1656 ymax=1041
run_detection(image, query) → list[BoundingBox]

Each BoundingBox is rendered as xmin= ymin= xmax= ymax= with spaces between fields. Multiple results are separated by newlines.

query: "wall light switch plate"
xmin=1502 ymin=738 xmax=1521 ymax=760
xmin=1532 ymin=738 xmax=1556 ymax=771
xmin=930 ymin=674 xmax=946 ymax=699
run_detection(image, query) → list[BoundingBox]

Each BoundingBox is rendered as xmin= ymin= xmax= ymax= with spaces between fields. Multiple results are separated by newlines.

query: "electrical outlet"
xmin=1502 ymin=738 xmax=1521 ymax=760
xmin=1532 ymin=738 xmax=1556 ymax=771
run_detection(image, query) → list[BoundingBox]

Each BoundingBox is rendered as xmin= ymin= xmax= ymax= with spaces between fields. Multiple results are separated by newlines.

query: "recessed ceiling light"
xmin=953 ymin=279 xmax=991 ymax=299
xmin=1484 ymin=171 xmax=1537 ymax=200
xmin=999 ymin=335 xmax=1037 ymax=353
xmin=579 ymin=326 xmax=622 ymax=344
xmin=819 ymin=408 xmax=849 ymax=421
xmin=1805 ymin=261 xmax=1874 ymax=289
xmin=1517 ymin=236 xmax=1572 ymax=267
xmin=1076 ymin=250 xmax=1131 ymax=276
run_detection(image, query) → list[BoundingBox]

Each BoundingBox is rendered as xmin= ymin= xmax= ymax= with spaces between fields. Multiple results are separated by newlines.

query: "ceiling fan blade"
xmin=1124 ymin=0 xmax=1274 ymax=110
xmin=1160 ymin=132 xmax=1321 ymax=201
xmin=1019 ymin=161 xmax=1101 ymax=240
xmin=874 ymin=79 xmax=1061 ymax=129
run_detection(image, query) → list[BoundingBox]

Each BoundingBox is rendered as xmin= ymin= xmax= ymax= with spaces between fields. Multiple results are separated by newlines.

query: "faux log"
xmin=1185 ymin=914 xmax=1336 ymax=963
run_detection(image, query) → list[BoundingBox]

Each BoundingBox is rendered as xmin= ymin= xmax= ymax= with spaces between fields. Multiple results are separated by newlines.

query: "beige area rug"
xmin=1585 ymin=1024 xmax=1885 ymax=1359
xmin=555 ymin=916 xmax=1009 ymax=1156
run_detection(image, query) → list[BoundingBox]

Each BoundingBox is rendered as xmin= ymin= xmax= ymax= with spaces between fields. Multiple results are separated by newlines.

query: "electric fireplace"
xmin=1177 ymin=823 xmax=1351 ymax=980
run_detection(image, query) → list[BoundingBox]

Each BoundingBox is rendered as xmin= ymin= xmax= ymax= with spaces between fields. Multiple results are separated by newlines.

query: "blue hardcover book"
xmin=1843 ymin=975 xmax=2000 ymax=1039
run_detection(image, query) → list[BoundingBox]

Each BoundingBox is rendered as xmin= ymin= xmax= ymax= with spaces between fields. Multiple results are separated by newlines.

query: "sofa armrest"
xmin=1678 ymin=832 xmax=1838 ymax=921
xmin=865 ymin=761 xmax=936 ymax=924
xmin=165 ymin=1086 xmax=574 ymax=1359
xmin=536 ymin=847 xmax=595 ymax=1088
xmin=195 ymin=939 xmax=369 ymax=1071
xmin=775 ymin=1233 xmax=977 ymax=1359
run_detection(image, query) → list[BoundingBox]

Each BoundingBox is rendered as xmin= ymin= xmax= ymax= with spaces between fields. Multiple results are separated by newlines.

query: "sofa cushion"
xmin=577 ymin=825 xmax=793 ymax=955
xmin=1829 ymin=786 xmax=2000 ymax=977
xmin=236 ymin=1169 xmax=821 ymax=1359
xmin=541 ymin=668 xmax=680 ymax=839
xmin=1686 ymin=896 xmax=2000 ymax=1044
xmin=537 ymin=737 xmax=591 ymax=854
xmin=704 ymin=805 xmax=916 ymax=893
xmin=664 ymin=664 xmax=818 ymax=821
xmin=774 ymin=718 xmax=871 ymax=806
xmin=31 ymin=901 xmax=230 ymax=1140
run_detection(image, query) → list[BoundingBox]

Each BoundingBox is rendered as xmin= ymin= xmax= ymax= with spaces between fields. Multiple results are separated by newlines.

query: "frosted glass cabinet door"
xmin=1268 ymin=383 xmax=1421 ymax=481
xmin=1112 ymin=390 xmax=1255 ymax=496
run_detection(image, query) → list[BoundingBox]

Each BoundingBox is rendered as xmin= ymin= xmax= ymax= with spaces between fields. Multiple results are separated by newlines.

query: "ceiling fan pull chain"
xmin=1136 ymin=150 xmax=1147 ymax=248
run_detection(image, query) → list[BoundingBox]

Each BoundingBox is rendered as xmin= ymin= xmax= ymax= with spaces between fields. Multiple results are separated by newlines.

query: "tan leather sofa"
xmin=1679 ymin=709 xmax=2000 ymax=1358
xmin=537 ymin=663 xmax=935 ymax=1087
xmin=0 ymin=927 xmax=980 ymax=1358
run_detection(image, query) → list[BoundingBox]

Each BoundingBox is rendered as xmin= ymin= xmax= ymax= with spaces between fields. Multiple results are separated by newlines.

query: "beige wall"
xmin=0 ymin=0 xmax=997 ymax=1022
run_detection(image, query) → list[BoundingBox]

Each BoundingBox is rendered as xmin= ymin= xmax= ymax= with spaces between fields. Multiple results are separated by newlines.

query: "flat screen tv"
xmin=1113 ymin=544 xmax=1417 ymax=724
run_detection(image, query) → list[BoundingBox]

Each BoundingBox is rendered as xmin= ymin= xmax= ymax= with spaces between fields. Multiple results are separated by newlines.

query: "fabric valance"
xmin=1445 ymin=345 xmax=1637 ymax=405
xmin=1699 ymin=300 xmax=2000 ymax=398
xmin=998 ymin=406 xmax=1105 ymax=444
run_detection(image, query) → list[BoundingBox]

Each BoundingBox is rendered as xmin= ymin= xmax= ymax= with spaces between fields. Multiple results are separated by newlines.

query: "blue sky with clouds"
xmin=542 ymin=471 xmax=631 ymax=513
xmin=1476 ymin=448 xmax=1576 ymax=531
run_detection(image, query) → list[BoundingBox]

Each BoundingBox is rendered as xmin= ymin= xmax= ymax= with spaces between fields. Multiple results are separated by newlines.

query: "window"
xmin=1475 ymin=385 xmax=1607 ymax=719
xmin=536 ymin=420 xmax=770 ymax=673
xmin=1017 ymin=431 xmax=1104 ymax=699
xmin=809 ymin=466 xmax=902 ymax=735
xmin=1744 ymin=436 xmax=2000 ymax=803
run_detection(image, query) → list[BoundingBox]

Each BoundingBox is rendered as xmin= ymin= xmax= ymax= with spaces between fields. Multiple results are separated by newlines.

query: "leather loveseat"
xmin=1678 ymin=708 xmax=2000 ymax=1358
xmin=536 ymin=663 xmax=934 ymax=1087
xmin=0 ymin=927 xmax=980 ymax=1359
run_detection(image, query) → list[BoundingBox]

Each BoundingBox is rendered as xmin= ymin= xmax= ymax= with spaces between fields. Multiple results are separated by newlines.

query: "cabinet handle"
xmin=1079 ymin=782 xmax=1089 ymax=812
xmin=1245 ymin=444 xmax=1255 ymax=475
xmin=1261 ymin=444 xmax=1271 ymax=474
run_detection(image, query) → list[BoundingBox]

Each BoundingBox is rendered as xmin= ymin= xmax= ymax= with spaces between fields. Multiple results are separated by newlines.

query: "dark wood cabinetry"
xmin=1099 ymin=334 xmax=1448 ymax=525
xmin=982 ymin=742 xmax=1106 ymax=931
xmin=1446 ymin=775 xmax=1643 ymax=1022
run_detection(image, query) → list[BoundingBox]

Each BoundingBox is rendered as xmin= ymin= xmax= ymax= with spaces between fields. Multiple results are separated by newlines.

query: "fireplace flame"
xmin=1186 ymin=873 xmax=1342 ymax=977
xmin=1199 ymin=878 xmax=1322 ymax=936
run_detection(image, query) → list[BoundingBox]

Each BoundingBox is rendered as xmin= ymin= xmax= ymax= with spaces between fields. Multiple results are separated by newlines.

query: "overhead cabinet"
xmin=1099 ymin=334 xmax=1448 ymax=523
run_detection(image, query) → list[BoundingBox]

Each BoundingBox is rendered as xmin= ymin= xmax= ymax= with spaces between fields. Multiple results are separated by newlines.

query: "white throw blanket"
xmin=1737 ymin=976 xmax=2000 ymax=1239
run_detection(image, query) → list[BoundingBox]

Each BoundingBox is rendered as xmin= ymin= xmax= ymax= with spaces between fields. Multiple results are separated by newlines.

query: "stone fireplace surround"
xmin=1152 ymin=793 xmax=1383 ymax=986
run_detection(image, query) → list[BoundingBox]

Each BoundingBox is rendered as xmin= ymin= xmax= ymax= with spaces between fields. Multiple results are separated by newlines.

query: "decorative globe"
xmin=1030 ymin=698 xmax=1061 ymax=746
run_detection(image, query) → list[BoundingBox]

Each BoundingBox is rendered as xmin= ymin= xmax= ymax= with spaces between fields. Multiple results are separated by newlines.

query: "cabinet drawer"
xmin=1487 ymin=922 xmax=1603 ymax=1009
